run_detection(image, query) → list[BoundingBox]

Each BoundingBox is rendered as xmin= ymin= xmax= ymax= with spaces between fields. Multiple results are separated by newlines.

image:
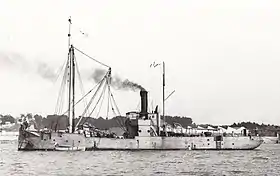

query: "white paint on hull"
xmin=18 ymin=132 xmax=263 ymax=150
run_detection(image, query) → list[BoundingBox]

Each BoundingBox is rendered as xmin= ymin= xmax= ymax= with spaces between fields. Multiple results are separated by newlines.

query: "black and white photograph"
xmin=0 ymin=0 xmax=280 ymax=175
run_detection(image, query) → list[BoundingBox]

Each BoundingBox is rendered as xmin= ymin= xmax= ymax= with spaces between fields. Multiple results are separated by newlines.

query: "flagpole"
xmin=150 ymin=61 xmax=166 ymax=136
xmin=162 ymin=61 xmax=166 ymax=136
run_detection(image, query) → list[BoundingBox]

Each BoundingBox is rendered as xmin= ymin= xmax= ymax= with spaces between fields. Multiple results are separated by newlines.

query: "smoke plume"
xmin=90 ymin=69 xmax=107 ymax=83
xmin=0 ymin=52 xmax=29 ymax=70
xmin=1 ymin=51 xmax=145 ymax=89
xmin=36 ymin=62 xmax=57 ymax=82
xmin=90 ymin=68 xmax=145 ymax=91
xmin=0 ymin=51 xmax=57 ymax=81
xmin=112 ymin=77 xmax=145 ymax=91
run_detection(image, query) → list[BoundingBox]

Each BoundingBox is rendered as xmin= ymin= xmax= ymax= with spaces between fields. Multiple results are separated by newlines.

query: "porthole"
xmin=53 ymin=139 xmax=55 ymax=141
xmin=208 ymin=143 xmax=210 ymax=145
xmin=147 ymin=130 xmax=150 ymax=133
xmin=66 ymin=140 xmax=68 ymax=142
xmin=138 ymin=130 xmax=142 ymax=133
xmin=232 ymin=143 xmax=234 ymax=145
xmin=207 ymin=139 xmax=210 ymax=141
xmin=78 ymin=141 xmax=80 ymax=143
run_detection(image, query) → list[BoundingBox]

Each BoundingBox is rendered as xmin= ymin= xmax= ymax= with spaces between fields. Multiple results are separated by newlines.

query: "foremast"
xmin=67 ymin=17 xmax=75 ymax=133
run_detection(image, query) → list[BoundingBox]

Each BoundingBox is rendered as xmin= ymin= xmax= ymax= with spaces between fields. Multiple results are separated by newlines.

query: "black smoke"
xmin=112 ymin=77 xmax=145 ymax=91
xmin=90 ymin=68 xmax=145 ymax=91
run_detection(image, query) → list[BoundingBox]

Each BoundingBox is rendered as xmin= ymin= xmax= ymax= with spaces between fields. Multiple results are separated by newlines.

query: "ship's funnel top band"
xmin=140 ymin=90 xmax=148 ymax=116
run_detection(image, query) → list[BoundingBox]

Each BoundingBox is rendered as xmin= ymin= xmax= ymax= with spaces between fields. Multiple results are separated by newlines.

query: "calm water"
xmin=0 ymin=141 xmax=280 ymax=176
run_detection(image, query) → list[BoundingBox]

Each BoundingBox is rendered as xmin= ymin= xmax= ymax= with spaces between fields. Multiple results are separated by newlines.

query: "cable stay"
xmin=62 ymin=77 xmax=105 ymax=116
xmin=80 ymin=74 xmax=107 ymax=117
xmin=96 ymin=84 xmax=107 ymax=119
xmin=55 ymin=55 xmax=70 ymax=115
xmin=73 ymin=47 xmax=110 ymax=68
xmin=108 ymin=96 xmax=126 ymax=132
xmin=73 ymin=54 xmax=89 ymax=116
xmin=106 ymin=84 xmax=110 ymax=120
xmin=75 ymin=70 xmax=126 ymax=131
xmin=54 ymin=56 xmax=68 ymax=84
xmin=75 ymin=74 xmax=108 ymax=128
xmin=88 ymin=81 xmax=108 ymax=117
xmin=106 ymin=81 xmax=126 ymax=131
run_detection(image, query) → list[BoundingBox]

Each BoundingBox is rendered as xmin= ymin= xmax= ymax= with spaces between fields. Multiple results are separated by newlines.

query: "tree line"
xmin=1 ymin=113 xmax=193 ymax=130
xmin=1 ymin=113 xmax=279 ymax=135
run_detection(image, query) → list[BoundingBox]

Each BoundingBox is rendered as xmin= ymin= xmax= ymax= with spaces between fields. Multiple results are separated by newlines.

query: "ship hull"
xmin=18 ymin=131 xmax=263 ymax=151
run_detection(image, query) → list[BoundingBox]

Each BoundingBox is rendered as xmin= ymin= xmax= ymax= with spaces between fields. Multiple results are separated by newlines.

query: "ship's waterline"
xmin=18 ymin=131 xmax=263 ymax=151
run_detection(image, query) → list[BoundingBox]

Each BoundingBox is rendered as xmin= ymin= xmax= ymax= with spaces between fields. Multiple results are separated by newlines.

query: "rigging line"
xmin=88 ymin=81 xmax=108 ymax=117
xmin=96 ymin=83 xmax=107 ymax=119
xmin=108 ymin=95 xmax=124 ymax=131
xmin=58 ymin=73 xmax=67 ymax=114
xmin=81 ymin=76 xmax=106 ymax=117
xmin=55 ymin=56 xmax=69 ymax=114
xmin=54 ymin=57 xmax=68 ymax=84
xmin=73 ymin=47 xmax=110 ymax=68
xmin=110 ymin=92 xmax=121 ymax=115
xmin=59 ymin=58 xmax=70 ymax=114
xmin=73 ymin=54 xmax=89 ymax=116
xmin=108 ymin=93 xmax=126 ymax=131
xmin=111 ymin=95 xmax=126 ymax=131
xmin=107 ymin=84 xmax=126 ymax=130
xmin=108 ymin=86 xmax=126 ymax=129
xmin=62 ymin=77 xmax=104 ymax=116
xmin=108 ymin=85 xmax=121 ymax=116
xmin=76 ymin=75 xmax=107 ymax=127
xmin=105 ymin=79 xmax=126 ymax=132
xmin=106 ymin=77 xmax=111 ymax=119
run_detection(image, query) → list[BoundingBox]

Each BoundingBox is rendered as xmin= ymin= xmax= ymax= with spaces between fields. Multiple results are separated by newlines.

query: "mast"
xmin=162 ymin=61 xmax=166 ymax=135
xmin=67 ymin=17 xmax=75 ymax=133
xmin=68 ymin=17 xmax=71 ymax=48
xmin=71 ymin=45 xmax=75 ymax=133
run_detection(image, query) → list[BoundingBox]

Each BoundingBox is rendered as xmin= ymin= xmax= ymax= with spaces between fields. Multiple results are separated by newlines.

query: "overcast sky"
xmin=1 ymin=0 xmax=280 ymax=125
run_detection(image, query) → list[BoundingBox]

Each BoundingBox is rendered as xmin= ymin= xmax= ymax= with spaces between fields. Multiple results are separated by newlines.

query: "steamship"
xmin=18 ymin=18 xmax=263 ymax=151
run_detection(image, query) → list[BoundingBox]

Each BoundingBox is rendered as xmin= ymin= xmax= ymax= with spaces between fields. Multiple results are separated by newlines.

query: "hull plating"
xmin=18 ymin=132 xmax=263 ymax=151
